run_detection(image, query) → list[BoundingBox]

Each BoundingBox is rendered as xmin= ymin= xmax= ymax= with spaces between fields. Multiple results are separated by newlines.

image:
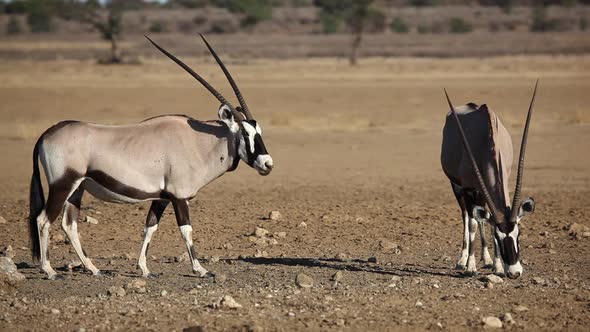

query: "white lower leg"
xmin=38 ymin=212 xmax=57 ymax=278
xmin=456 ymin=212 xmax=469 ymax=269
xmin=465 ymin=218 xmax=478 ymax=275
xmin=478 ymin=221 xmax=493 ymax=267
xmin=493 ymin=237 xmax=505 ymax=276
xmin=138 ymin=225 xmax=158 ymax=277
xmin=179 ymin=225 xmax=208 ymax=276
xmin=63 ymin=221 xmax=99 ymax=275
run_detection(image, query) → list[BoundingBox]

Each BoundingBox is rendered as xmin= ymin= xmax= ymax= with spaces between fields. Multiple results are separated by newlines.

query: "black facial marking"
xmin=241 ymin=120 xmax=268 ymax=167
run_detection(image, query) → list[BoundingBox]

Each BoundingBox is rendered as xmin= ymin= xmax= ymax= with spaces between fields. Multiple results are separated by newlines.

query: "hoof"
xmin=482 ymin=263 xmax=494 ymax=269
xmin=455 ymin=264 xmax=466 ymax=271
xmin=147 ymin=273 xmax=161 ymax=279
xmin=92 ymin=270 xmax=102 ymax=277
xmin=199 ymin=271 xmax=215 ymax=278
xmin=462 ymin=270 xmax=478 ymax=277
xmin=494 ymin=271 xmax=506 ymax=278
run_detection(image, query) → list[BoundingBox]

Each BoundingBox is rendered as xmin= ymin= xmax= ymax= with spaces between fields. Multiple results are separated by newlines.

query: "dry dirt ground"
xmin=0 ymin=54 xmax=589 ymax=331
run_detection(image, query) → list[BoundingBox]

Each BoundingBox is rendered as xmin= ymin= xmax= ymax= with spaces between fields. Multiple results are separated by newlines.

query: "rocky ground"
xmin=0 ymin=55 xmax=589 ymax=331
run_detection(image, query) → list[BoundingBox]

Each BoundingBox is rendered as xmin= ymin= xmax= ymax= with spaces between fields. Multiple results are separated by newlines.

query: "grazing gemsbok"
xmin=441 ymin=81 xmax=538 ymax=279
xmin=28 ymin=34 xmax=273 ymax=279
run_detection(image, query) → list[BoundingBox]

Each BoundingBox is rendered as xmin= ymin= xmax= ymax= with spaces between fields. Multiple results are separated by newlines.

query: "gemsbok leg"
xmin=477 ymin=217 xmax=494 ymax=268
xmin=172 ymin=199 xmax=211 ymax=277
xmin=137 ymin=200 xmax=169 ymax=277
xmin=492 ymin=225 xmax=505 ymax=276
xmin=61 ymin=187 xmax=100 ymax=275
xmin=451 ymin=183 xmax=470 ymax=270
xmin=37 ymin=177 xmax=83 ymax=279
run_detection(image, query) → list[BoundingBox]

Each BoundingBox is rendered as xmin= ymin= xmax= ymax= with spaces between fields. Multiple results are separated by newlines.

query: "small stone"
xmin=210 ymin=256 xmax=220 ymax=263
xmin=276 ymin=232 xmax=287 ymax=238
xmin=288 ymin=312 xmax=295 ymax=317
xmin=480 ymin=274 xmax=504 ymax=284
xmin=335 ymin=253 xmax=348 ymax=261
xmin=332 ymin=271 xmax=343 ymax=283
xmin=107 ymin=286 xmax=126 ymax=297
xmin=126 ymin=279 xmax=147 ymax=290
xmin=84 ymin=216 xmax=98 ymax=225
xmin=160 ymin=290 xmax=168 ymax=297
xmin=212 ymin=295 xmax=242 ymax=309
xmin=368 ymin=256 xmax=378 ymax=263
xmin=269 ymin=211 xmax=282 ymax=221
xmin=532 ymin=277 xmax=546 ymax=285
xmin=268 ymin=238 xmax=279 ymax=245
xmin=52 ymin=233 xmax=66 ymax=243
xmin=335 ymin=319 xmax=345 ymax=327
xmin=254 ymin=250 xmax=268 ymax=258
xmin=0 ymin=245 xmax=14 ymax=259
xmin=297 ymin=222 xmax=307 ymax=228
xmin=214 ymin=274 xmax=227 ymax=284
xmin=415 ymin=300 xmax=423 ymax=307
xmin=513 ymin=305 xmax=529 ymax=312
xmin=379 ymin=240 xmax=401 ymax=253
xmin=0 ymin=257 xmax=26 ymax=286
xmin=50 ymin=308 xmax=60 ymax=315
xmin=65 ymin=260 xmax=82 ymax=271
xmin=254 ymin=227 xmax=269 ymax=238
xmin=482 ymin=316 xmax=503 ymax=328
xmin=0 ymin=216 xmax=6 ymax=224
xmin=582 ymin=232 xmax=590 ymax=238
xmin=296 ymin=273 xmax=313 ymax=289
xmin=175 ymin=252 xmax=190 ymax=263
xmin=502 ymin=313 xmax=515 ymax=325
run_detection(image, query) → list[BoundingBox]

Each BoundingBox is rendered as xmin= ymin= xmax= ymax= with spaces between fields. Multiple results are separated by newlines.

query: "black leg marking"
xmin=145 ymin=200 xmax=169 ymax=228
xmin=172 ymin=199 xmax=190 ymax=227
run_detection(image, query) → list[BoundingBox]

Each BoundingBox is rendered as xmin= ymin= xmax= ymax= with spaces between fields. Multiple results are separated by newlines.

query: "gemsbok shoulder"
xmin=440 ymin=81 xmax=538 ymax=279
xmin=28 ymin=34 xmax=273 ymax=279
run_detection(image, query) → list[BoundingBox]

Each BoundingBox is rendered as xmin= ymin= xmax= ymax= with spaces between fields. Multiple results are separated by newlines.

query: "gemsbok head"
xmin=28 ymin=34 xmax=273 ymax=280
xmin=440 ymin=81 xmax=538 ymax=279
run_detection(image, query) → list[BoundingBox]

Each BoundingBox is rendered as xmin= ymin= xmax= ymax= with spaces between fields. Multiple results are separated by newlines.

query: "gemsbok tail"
xmin=28 ymin=138 xmax=45 ymax=261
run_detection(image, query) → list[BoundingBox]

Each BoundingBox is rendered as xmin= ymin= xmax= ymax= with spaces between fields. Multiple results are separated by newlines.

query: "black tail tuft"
xmin=28 ymin=139 xmax=44 ymax=262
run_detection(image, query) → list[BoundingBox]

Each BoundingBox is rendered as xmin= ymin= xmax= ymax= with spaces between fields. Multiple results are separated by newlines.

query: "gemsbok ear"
xmin=517 ymin=197 xmax=535 ymax=222
xmin=472 ymin=206 xmax=491 ymax=223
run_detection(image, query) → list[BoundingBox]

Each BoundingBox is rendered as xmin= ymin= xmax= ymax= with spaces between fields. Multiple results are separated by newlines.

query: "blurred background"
xmin=0 ymin=0 xmax=589 ymax=61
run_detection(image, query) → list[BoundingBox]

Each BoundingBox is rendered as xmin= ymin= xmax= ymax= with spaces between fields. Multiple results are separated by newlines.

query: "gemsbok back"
xmin=441 ymin=81 xmax=538 ymax=279
xmin=28 ymin=34 xmax=273 ymax=279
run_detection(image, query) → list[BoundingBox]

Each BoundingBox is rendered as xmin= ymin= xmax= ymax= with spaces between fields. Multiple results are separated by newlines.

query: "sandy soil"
xmin=0 ymin=55 xmax=589 ymax=331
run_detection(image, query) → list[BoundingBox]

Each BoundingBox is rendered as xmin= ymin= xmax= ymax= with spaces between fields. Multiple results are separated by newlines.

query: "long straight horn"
xmin=199 ymin=34 xmax=253 ymax=120
xmin=445 ymin=89 xmax=503 ymax=220
xmin=510 ymin=79 xmax=538 ymax=222
xmin=145 ymin=35 xmax=240 ymax=117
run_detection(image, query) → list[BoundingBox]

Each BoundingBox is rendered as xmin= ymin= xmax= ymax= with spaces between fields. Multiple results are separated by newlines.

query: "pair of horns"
xmin=145 ymin=34 xmax=253 ymax=121
xmin=445 ymin=80 xmax=538 ymax=223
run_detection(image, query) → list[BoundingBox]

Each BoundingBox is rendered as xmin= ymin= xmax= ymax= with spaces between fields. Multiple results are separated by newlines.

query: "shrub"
xmin=213 ymin=0 xmax=273 ymax=27
xmin=410 ymin=0 xmax=438 ymax=7
xmin=449 ymin=17 xmax=473 ymax=33
xmin=319 ymin=11 xmax=343 ymax=33
xmin=390 ymin=17 xmax=409 ymax=33
xmin=6 ymin=16 xmax=22 ymax=35
xmin=149 ymin=21 xmax=166 ymax=33
xmin=580 ymin=17 xmax=588 ymax=31
xmin=26 ymin=0 xmax=54 ymax=33
xmin=193 ymin=15 xmax=208 ymax=26
xmin=531 ymin=5 xmax=557 ymax=32
xmin=209 ymin=18 xmax=239 ymax=34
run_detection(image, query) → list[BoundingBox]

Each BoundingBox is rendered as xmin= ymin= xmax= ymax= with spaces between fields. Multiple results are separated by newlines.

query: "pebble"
xmin=480 ymin=274 xmax=504 ymax=284
xmin=269 ymin=211 xmax=282 ymax=221
xmin=0 ymin=257 xmax=26 ymax=286
xmin=50 ymin=308 xmax=60 ymax=315
xmin=254 ymin=250 xmax=268 ymax=258
xmin=160 ymin=290 xmax=168 ymax=297
xmin=532 ymin=277 xmax=546 ymax=285
xmin=210 ymin=256 xmax=220 ymax=263
xmin=214 ymin=273 xmax=227 ymax=284
xmin=296 ymin=273 xmax=313 ymax=289
xmin=368 ymin=256 xmax=378 ymax=263
xmin=52 ymin=233 xmax=66 ymax=243
xmin=254 ymin=227 xmax=269 ymax=238
xmin=84 ymin=216 xmax=99 ymax=225
xmin=0 ymin=245 xmax=14 ymax=259
xmin=379 ymin=240 xmax=401 ymax=253
xmin=175 ymin=252 xmax=190 ymax=263
xmin=335 ymin=253 xmax=348 ymax=261
xmin=513 ymin=305 xmax=529 ymax=312
xmin=65 ymin=260 xmax=83 ymax=271
xmin=482 ymin=316 xmax=503 ymax=328
xmin=332 ymin=271 xmax=343 ymax=283
xmin=502 ymin=313 xmax=515 ymax=325
xmin=297 ymin=222 xmax=307 ymax=228
xmin=126 ymin=279 xmax=147 ymax=290
xmin=276 ymin=232 xmax=287 ymax=238
xmin=107 ymin=286 xmax=126 ymax=297
xmin=212 ymin=295 xmax=242 ymax=309
xmin=415 ymin=300 xmax=423 ymax=307
xmin=0 ymin=216 xmax=6 ymax=224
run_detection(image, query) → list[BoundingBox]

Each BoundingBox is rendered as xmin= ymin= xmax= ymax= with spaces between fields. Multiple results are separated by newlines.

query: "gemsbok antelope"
xmin=28 ymin=34 xmax=273 ymax=279
xmin=441 ymin=81 xmax=538 ymax=279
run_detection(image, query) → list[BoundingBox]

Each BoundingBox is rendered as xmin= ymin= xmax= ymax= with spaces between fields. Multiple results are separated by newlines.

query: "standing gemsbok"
xmin=28 ymin=34 xmax=273 ymax=279
xmin=441 ymin=81 xmax=538 ymax=279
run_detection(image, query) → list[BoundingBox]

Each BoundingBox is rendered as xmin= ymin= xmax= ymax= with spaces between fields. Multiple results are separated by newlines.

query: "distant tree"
xmin=6 ymin=16 xmax=23 ymax=35
xmin=449 ymin=17 xmax=473 ymax=33
xmin=314 ymin=0 xmax=386 ymax=66
xmin=390 ymin=16 xmax=409 ymax=33
xmin=211 ymin=0 xmax=273 ymax=27
xmin=59 ymin=0 xmax=132 ymax=64
xmin=25 ymin=0 xmax=55 ymax=33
